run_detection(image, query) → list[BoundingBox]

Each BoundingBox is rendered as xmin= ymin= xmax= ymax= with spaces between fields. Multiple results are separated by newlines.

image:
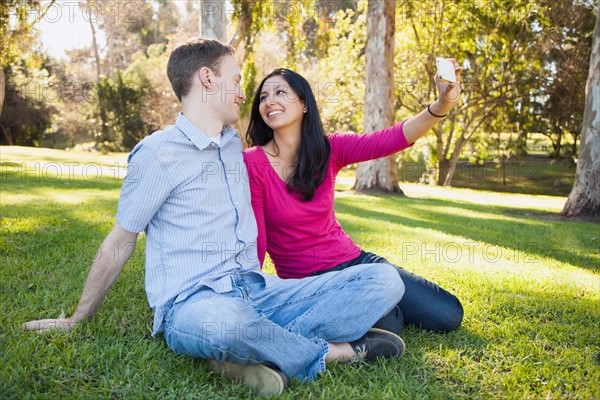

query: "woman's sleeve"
xmin=329 ymin=120 xmax=413 ymax=168
xmin=244 ymin=152 xmax=268 ymax=267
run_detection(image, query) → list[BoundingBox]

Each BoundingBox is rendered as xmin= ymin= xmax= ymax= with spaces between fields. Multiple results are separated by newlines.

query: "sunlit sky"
xmin=36 ymin=1 xmax=190 ymax=59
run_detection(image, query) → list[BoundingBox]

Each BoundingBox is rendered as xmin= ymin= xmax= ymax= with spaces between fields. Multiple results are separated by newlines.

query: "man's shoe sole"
xmin=209 ymin=360 xmax=287 ymax=397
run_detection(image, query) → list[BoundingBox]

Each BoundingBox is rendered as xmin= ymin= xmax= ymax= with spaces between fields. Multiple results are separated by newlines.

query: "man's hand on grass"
xmin=21 ymin=318 xmax=76 ymax=333
xmin=20 ymin=225 xmax=138 ymax=335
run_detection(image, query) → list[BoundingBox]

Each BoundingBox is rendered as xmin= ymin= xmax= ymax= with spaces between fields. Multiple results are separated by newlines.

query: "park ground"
xmin=1 ymin=146 xmax=599 ymax=399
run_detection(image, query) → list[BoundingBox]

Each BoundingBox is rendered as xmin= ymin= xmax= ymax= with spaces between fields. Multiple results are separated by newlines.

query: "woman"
xmin=243 ymin=63 xmax=464 ymax=334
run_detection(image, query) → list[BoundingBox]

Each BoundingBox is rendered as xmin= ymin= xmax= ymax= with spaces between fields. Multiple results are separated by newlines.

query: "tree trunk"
xmin=437 ymin=159 xmax=449 ymax=186
xmin=562 ymin=9 xmax=600 ymax=218
xmin=200 ymin=0 xmax=227 ymax=42
xmin=1 ymin=122 xmax=13 ymax=146
xmin=440 ymin=133 xmax=469 ymax=186
xmin=516 ymin=129 xmax=528 ymax=156
xmin=354 ymin=0 xmax=402 ymax=194
xmin=0 ymin=68 xmax=4 ymax=119
xmin=553 ymin=126 xmax=563 ymax=158
xmin=87 ymin=9 xmax=110 ymax=144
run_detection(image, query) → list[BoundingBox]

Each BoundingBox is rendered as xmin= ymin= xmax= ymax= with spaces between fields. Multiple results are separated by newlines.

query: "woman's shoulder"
xmin=243 ymin=146 xmax=267 ymax=182
xmin=326 ymin=132 xmax=359 ymax=152
xmin=327 ymin=131 xmax=357 ymax=142
xmin=243 ymin=145 xmax=263 ymax=161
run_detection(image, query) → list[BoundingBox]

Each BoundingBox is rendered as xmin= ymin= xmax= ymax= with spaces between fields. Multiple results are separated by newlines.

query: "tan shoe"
xmin=209 ymin=360 xmax=287 ymax=397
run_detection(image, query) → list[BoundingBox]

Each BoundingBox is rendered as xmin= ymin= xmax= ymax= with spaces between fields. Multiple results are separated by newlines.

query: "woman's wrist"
xmin=427 ymin=104 xmax=447 ymax=118
xmin=429 ymin=101 xmax=452 ymax=117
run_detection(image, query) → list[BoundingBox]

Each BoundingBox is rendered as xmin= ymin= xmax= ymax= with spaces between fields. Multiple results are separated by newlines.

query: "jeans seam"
xmin=260 ymin=275 xmax=362 ymax=315
xmin=166 ymin=326 xmax=266 ymax=365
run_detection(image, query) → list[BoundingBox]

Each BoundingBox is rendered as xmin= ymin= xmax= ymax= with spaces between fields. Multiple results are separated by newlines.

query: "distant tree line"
xmin=1 ymin=1 xmax=596 ymax=186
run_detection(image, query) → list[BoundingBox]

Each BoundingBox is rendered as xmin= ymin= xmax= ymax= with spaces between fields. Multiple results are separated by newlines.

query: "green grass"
xmin=2 ymin=146 xmax=599 ymax=399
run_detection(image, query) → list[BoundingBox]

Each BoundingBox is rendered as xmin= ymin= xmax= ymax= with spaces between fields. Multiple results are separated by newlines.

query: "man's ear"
xmin=198 ymin=67 xmax=213 ymax=88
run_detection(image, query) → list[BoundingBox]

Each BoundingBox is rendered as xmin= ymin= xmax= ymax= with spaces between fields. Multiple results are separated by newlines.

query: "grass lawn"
xmin=1 ymin=146 xmax=599 ymax=399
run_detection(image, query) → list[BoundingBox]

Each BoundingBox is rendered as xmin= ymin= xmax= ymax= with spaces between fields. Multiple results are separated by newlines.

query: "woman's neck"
xmin=267 ymin=128 xmax=300 ymax=163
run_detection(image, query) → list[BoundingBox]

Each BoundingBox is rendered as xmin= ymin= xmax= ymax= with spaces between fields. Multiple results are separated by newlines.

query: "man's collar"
xmin=175 ymin=113 xmax=237 ymax=150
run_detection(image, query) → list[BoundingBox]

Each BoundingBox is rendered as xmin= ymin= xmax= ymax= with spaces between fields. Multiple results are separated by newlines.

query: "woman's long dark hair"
xmin=246 ymin=68 xmax=331 ymax=201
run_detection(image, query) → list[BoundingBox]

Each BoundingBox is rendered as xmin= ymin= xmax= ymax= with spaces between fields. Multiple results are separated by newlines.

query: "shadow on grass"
xmin=335 ymin=195 xmax=599 ymax=272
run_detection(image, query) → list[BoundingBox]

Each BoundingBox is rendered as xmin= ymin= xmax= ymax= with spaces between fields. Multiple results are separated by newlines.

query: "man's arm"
xmin=21 ymin=224 xmax=139 ymax=333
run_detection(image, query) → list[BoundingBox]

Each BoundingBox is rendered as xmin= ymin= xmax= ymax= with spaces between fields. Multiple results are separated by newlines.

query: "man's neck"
xmin=181 ymin=101 xmax=224 ymax=138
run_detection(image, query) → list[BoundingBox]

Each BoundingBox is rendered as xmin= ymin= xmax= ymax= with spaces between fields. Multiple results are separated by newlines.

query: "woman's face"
xmin=258 ymin=75 xmax=305 ymax=134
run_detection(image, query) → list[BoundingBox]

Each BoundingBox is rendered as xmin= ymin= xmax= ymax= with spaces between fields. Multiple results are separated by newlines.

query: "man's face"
xmin=210 ymin=55 xmax=245 ymax=126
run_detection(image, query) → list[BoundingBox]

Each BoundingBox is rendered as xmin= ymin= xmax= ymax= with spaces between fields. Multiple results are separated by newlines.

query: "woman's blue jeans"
xmin=163 ymin=263 xmax=404 ymax=381
xmin=313 ymin=251 xmax=464 ymax=334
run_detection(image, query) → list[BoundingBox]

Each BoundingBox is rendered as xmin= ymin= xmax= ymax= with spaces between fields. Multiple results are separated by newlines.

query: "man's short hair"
xmin=167 ymin=38 xmax=236 ymax=102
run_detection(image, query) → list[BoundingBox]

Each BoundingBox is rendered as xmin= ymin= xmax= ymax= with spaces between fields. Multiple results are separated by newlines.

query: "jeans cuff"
xmin=312 ymin=339 xmax=329 ymax=381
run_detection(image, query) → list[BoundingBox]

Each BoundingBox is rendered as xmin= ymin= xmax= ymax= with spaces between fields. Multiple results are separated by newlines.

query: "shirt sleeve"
xmin=116 ymin=143 xmax=173 ymax=233
xmin=243 ymin=151 xmax=268 ymax=267
xmin=329 ymin=121 xmax=414 ymax=169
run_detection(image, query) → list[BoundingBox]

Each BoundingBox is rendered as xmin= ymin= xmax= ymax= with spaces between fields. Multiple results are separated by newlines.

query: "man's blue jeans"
xmin=163 ymin=263 xmax=404 ymax=382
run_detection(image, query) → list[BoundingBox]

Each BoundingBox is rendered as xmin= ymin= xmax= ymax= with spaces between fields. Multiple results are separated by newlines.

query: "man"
xmin=22 ymin=38 xmax=406 ymax=397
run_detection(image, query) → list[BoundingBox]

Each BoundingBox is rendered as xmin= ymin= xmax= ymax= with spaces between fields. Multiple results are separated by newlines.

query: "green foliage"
xmin=123 ymin=44 xmax=178 ymax=137
xmin=3 ymin=0 xmax=596 ymax=193
xmin=281 ymin=0 xmax=310 ymax=69
xmin=231 ymin=1 xmax=273 ymax=120
xmin=232 ymin=0 xmax=359 ymax=124
xmin=125 ymin=0 xmax=180 ymax=47
xmin=314 ymin=3 xmax=367 ymax=134
xmin=1 ymin=0 xmax=46 ymax=68
xmin=536 ymin=0 xmax=596 ymax=158
xmin=0 ymin=59 xmax=57 ymax=146
xmin=90 ymin=44 xmax=176 ymax=151
xmin=0 ymin=1 xmax=59 ymax=145
xmin=386 ymin=0 xmax=596 ymax=185
xmin=96 ymin=74 xmax=145 ymax=151
xmin=240 ymin=58 xmax=257 ymax=120
xmin=2 ymin=147 xmax=599 ymax=399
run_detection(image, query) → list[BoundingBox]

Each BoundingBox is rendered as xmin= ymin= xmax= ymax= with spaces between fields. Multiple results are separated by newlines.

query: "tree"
xmin=96 ymin=72 xmax=145 ymax=151
xmin=0 ymin=1 xmax=59 ymax=146
xmin=1 ymin=0 xmax=55 ymax=117
xmin=353 ymin=0 xmax=402 ymax=194
xmin=83 ymin=0 xmax=180 ymax=147
xmin=200 ymin=0 xmax=227 ymax=41
xmin=394 ymin=0 xmax=553 ymax=186
xmin=539 ymin=0 xmax=596 ymax=158
xmin=125 ymin=44 xmax=178 ymax=139
xmin=0 ymin=60 xmax=57 ymax=146
xmin=315 ymin=5 xmax=366 ymax=135
xmin=562 ymin=8 xmax=600 ymax=218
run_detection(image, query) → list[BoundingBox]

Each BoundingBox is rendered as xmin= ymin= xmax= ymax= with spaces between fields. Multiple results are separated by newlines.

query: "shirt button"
xmin=237 ymin=230 xmax=242 ymax=235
